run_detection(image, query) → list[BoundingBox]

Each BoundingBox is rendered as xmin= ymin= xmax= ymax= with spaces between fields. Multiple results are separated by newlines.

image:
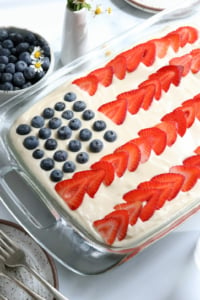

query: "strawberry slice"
xmin=55 ymin=177 xmax=87 ymax=210
xmin=101 ymin=151 xmax=129 ymax=177
xmin=140 ymin=41 xmax=156 ymax=66
xmin=131 ymin=137 xmax=152 ymax=163
xmin=114 ymin=201 xmax=142 ymax=225
xmin=183 ymin=155 xmax=200 ymax=172
xmin=170 ymin=165 xmax=200 ymax=192
xmin=73 ymin=169 xmax=105 ymax=198
xmin=93 ymin=210 xmax=129 ymax=245
xmin=194 ymin=147 xmax=200 ymax=155
xmin=161 ymin=108 xmax=187 ymax=137
xmin=151 ymin=36 xmax=170 ymax=58
xmin=89 ymin=66 xmax=113 ymax=87
xmin=117 ymin=89 xmax=144 ymax=114
xmin=122 ymin=44 xmax=145 ymax=72
xmin=169 ymin=54 xmax=192 ymax=76
xmin=106 ymin=54 xmax=126 ymax=80
xmin=140 ymin=193 xmax=158 ymax=221
xmin=155 ymin=121 xmax=177 ymax=146
xmin=138 ymin=127 xmax=167 ymax=155
xmin=115 ymin=141 xmax=141 ymax=172
xmin=72 ymin=75 xmax=98 ymax=96
xmin=98 ymin=98 xmax=127 ymax=125
xmin=180 ymin=104 xmax=195 ymax=128
xmin=91 ymin=160 xmax=115 ymax=186
xmin=155 ymin=65 xmax=183 ymax=92
xmin=139 ymin=78 xmax=162 ymax=101
xmin=175 ymin=26 xmax=198 ymax=47
xmin=166 ymin=32 xmax=180 ymax=52
xmin=191 ymin=49 xmax=200 ymax=74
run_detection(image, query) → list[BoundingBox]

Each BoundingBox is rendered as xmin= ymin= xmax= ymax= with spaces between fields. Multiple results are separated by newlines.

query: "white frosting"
xmin=9 ymin=24 xmax=200 ymax=248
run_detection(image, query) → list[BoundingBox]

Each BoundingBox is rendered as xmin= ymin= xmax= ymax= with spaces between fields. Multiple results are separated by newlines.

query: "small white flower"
xmin=31 ymin=46 xmax=44 ymax=60
xmin=30 ymin=60 xmax=43 ymax=73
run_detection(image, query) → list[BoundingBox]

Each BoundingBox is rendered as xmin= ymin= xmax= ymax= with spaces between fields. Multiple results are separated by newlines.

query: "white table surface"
xmin=1 ymin=1 xmax=200 ymax=299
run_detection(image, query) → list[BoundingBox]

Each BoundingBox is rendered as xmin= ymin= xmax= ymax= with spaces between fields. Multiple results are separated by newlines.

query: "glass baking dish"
xmin=1 ymin=3 xmax=200 ymax=275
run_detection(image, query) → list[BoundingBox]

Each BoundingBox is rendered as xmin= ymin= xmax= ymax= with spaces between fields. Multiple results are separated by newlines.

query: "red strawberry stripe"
xmin=138 ymin=127 xmax=167 ymax=155
xmin=170 ymin=165 xmax=200 ymax=192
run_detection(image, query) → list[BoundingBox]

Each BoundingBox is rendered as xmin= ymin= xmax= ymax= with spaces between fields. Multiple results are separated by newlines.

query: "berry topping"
xmin=72 ymin=100 xmax=87 ymax=112
xmin=54 ymin=102 xmax=66 ymax=111
xmin=44 ymin=138 xmax=57 ymax=150
xmin=16 ymin=124 xmax=31 ymax=135
xmin=63 ymin=161 xmax=76 ymax=173
xmin=68 ymin=140 xmax=81 ymax=152
xmin=82 ymin=109 xmax=95 ymax=120
xmin=104 ymin=130 xmax=117 ymax=142
xmin=76 ymin=152 xmax=89 ymax=164
xmin=50 ymin=169 xmax=64 ymax=182
xmin=64 ymin=92 xmax=77 ymax=102
xmin=57 ymin=125 xmax=72 ymax=139
xmin=23 ymin=136 xmax=39 ymax=149
xmin=89 ymin=139 xmax=103 ymax=153
xmin=79 ymin=128 xmax=92 ymax=141
xmin=48 ymin=117 xmax=62 ymax=129
xmin=31 ymin=115 xmax=45 ymax=128
xmin=62 ymin=110 xmax=74 ymax=120
xmin=53 ymin=150 xmax=68 ymax=162
xmin=38 ymin=127 xmax=51 ymax=139
xmin=93 ymin=120 xmax=106 ymax=131
xmin=40 ymin=158 xmax=54 ymax=171
xmin=72 ymin=75 xmax=98 ymax=96
xmin=68 ymin=118 xmax=82 ymax=130
xmin=42 ymin=107 xmax=54 ymax=119
xmin=32 ymin=149 xmax=44 ymax=159
xmin=13 ymin=72 xmax=25 ymax=87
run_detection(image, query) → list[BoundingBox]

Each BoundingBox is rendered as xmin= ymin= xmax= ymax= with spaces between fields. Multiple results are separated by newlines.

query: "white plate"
xmin=124 ymin=0 xmax=183 ymax=13
xmin=0 ymin=220 xmax=58 ymax=300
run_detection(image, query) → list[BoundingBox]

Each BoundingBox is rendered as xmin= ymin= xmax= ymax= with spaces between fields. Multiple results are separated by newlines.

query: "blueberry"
xmin=48 ymin=117 xmax=62 ymax=129
xmin=54 ymin=102 xmax=65 ymax=111
xmin=0 ymin=29 xmax=8 ymax=41
xmin=42 ymin=44 xmax=51 ymax=56
xmin=64 ymin=92 xmax=76 ymax=102
xmin=38 ymin=127 xmax=51 ymax=139
xmin=0 ymin=56 xmax=8 ymax=64
xmin=13 ymin=72 xmax=25 ymax=86
xmin=40 ymin=158 xmax=54 ymax=171
xmin=104 ymin=130 xmax=117 ymax=142
xmin=82 ymin=109 xmax=95 ymax=120
xmin=2 ymin=39 xmax=14 ymax=49
xmin=5 ymin=63 xmax=15 ymax=74
xmin=9 ymin=55 xmax=17 ymax=63
xmin=15 ymin=60 xmax=27 ymax=72
xmin=9 ymin=32 xmax=24 ymax=44
xmin=32 ymin=149 xmax=44 ymax=159
xmin=61 ymin=110 xmax=74 ymax=120
xmin=57 ymin=125 xmax=72 ymax=140
xmin=24 ymin=66 xmax=36 ymax=80
xmin=72 ymin=100 xmax=86 ymax=112
xmin=50 ymin=169 xmax=63 ymax=182
xmin=19 ymin=52 xmax=32 ymax=64
xmin=16 ymin=124 xmax=31 ymax=135
xmin=22 ymin=82 xmax=32 ymax=89
xmin=0 ymin=63 xmax=5 ymax=72
xmin=68 ymin=118 xmax=81 ymax=130
xmin=89 ymin=139 xmax=103 ymax=153
xmin=0 ymin=82 xmax=13 ymax=90
xmin=16 ymin=42 xmax=30 ymax=53
xmin=23 ymin=136 xmax=39 ymax=149
xmin=53 ymin=150 xmax=68 ymax=162
xmin=31 ymin=115 xmax=45 ymax=128
xmin=24 ymin=32 xmax=36 ymax=44
xmin=93 ymin=120 xmax=106 ymax=131
xmin=44 ymin=138 xmax=57 ymax=150
xmin=79 ymin=128 xmax=92 ymax=141
xmin=63 ymin=161 xmax=76 ymax=173
xmin=34 ymin=70 xmax=45 ymax=81
xmin=76 ymin=152 xmax=89 ymax=164
xmin=42 ymin=57 xmax=50 ymax=71
xmin=1 ymin=72 xmax=13 ymax=82
xmin=0 ymin=48 xmax=10 ymax=56
xmin=42 ymin=107 xmax=54 ymax=119
xmin=68 ymin=140 xmax=81 ymax=152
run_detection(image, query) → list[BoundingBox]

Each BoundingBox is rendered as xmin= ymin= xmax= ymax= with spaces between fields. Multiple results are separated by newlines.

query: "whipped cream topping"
xmin=9 ymin=23 xmax=200 ymax=248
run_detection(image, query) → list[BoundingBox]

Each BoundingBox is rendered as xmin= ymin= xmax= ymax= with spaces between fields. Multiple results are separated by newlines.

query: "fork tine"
xmin=0 ymin=230 xmax=18 ymax=250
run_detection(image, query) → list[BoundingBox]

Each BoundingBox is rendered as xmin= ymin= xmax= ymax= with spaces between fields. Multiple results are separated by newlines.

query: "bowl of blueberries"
xmin=0 ymin=26 xmax=54 ymax=104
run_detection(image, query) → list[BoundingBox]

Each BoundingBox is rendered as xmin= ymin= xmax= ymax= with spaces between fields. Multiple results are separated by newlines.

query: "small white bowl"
xmin=0 ymin=26 xmax=54 ymax=105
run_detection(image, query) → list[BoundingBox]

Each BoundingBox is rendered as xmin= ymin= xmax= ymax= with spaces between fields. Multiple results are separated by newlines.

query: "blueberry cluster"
xmin=15 ymin=91 xmax=117 ymax=182
xmin=0 ymin=28 xmax=51 ymax=91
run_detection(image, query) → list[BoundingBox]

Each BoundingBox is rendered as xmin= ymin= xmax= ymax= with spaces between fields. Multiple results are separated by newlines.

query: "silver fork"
xmin=0 ymin=230 xmax=69 ymax=300
xmin=0 ymin=260 xmax=46 ymax=300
